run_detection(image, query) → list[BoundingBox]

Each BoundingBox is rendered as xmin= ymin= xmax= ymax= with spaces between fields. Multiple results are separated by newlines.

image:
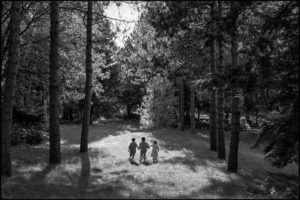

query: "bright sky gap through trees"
xmin=104 ymin=1 xmax=144 ymax=47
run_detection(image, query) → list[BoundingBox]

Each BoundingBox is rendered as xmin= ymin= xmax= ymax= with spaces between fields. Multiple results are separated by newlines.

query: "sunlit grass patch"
xmin=1 ymin=122 xmax=298 ymax=199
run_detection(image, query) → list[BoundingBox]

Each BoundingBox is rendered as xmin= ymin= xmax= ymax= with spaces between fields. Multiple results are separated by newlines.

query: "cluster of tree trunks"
xmin=177 ymin=79 xmax=205 ymax=133
xmin=1 ymin=1 xmax=94 ymax=177
xmin=176 ymin=1 xmax=241 ymax=173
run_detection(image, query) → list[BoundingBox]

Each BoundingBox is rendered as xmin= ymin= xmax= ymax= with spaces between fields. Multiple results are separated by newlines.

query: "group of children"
xmin=128 ymin=137 xmax=159 ymax=163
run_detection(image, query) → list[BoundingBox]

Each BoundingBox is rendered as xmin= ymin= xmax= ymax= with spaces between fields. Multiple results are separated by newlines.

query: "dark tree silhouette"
xmin=49 ymin=1 xmax=61 ymax=164
xmin=227 ymin=1 xmax=242 ymax=172
xmin=179 ymin=79 xmax=185 ymax=130
xmin=209 ymin=1 xmax=217 ymax=152
xmin=80 ymin=1 xmax=93 ymax=153
xmin=217 ymin=0 xmax=226 ymax=160
xmin=190 ymin=86 xmax=195 ymax=134
xmin=1 ymin=1 xmax=21 ymax=177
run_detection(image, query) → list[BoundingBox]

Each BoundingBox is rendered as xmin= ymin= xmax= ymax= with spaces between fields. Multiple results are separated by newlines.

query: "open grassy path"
xmin=1 ymin=120 xmax=298 ymax=199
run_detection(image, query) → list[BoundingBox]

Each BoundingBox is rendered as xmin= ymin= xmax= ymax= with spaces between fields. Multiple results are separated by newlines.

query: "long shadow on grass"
xmin=174 ymin=175 xmax=267 ymax=199
xmin=149 ymin=128 xmax=224 ymax=166
xmin=78 ymin=153 xmax=91 ymax=199
xmin=3 ymin=145 xmax=161 ymax=199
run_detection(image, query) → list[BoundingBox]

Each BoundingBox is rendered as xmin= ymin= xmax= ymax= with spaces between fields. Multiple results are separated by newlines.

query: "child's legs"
xmin=141 ymin=151 xmax=146 ymax=161
xmin=140 ymin=152 xmax=143 ymax=161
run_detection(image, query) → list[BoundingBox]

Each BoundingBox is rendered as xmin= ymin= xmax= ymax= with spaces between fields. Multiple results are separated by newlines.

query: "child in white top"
xmin=151 ymin=141 xmax=159 ymax=163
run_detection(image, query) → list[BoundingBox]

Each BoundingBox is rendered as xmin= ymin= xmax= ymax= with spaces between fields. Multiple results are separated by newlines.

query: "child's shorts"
xmin=130 ymin=152 xmax=135 ymax=156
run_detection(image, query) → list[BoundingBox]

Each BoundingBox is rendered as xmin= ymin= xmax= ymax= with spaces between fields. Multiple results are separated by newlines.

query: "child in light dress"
xmin=128 ymin=138 xmax=138 ymax=160
xmin=151 ymin=141 xmax=159 ymax=163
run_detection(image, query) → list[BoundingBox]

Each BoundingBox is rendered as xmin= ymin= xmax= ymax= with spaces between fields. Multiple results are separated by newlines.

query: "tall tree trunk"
xmin=127 ymin=104 xmax=131 ymax=118
xmin=89 ymin=92 xmax=95 ymax=125
xmin=197 ymin=104 xmax=200 ymax=125
xmin=190 ymin=86 xmax=195 ymax=134
xmin=177 ymin=78 xmax=182 ymax=128
xmin=196 ymin=93 xmax=200 ymax=124
xmin=185 ymin=85 xmax=190 ymax=126
xmin=49 ymin=1 xmax=61 ymax=164
xmin=89 ymin=104 xmax=93 ymax=125
xmin=210 ymin=1 xmax=217 ymax=152
xmin=1 ymin=1 xmax=21 ymax=177
xmin=255 ymin=110 xmax=259 ymax=127
xmin=180 ymin=79 xmax=185 ymax=130
xmin=80 ymin=1 xmax=93 ymax=153
xmin=217 ymin=1 xmax=226 ymax=160
xmin=228 ymin=2 xmax=240 ymax=172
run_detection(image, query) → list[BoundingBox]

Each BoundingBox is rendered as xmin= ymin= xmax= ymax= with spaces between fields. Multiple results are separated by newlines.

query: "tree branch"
xmin=19 ymin=5 xmax=50 ymax=36
xmin=59 ymin=6 xmax=138 ymax=23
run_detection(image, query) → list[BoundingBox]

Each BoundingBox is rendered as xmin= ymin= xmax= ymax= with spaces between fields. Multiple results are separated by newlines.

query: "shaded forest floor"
xmin=1 ymin=120 xmax=298 ymax=199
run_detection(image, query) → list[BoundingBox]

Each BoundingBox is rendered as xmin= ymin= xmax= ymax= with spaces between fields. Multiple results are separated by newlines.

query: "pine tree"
xmin=49 ymin=1 xmax=61 ymax=164
xmin=190 ymin=86 xmax=195 ymax=134
xmin=227 ymin=1 xmax=241 ymax=172
xmin=1 ymin=1 xmax=21 ymax=176
xmin=209 ymin=1 xmax=217 ymax=151
xmin=217 ymin=1 xmax=226 ymax=160
xmin=179 ymin=79 xmax=185 ymax=130
xmin=80 ymin=1 xmax=93 ymax=153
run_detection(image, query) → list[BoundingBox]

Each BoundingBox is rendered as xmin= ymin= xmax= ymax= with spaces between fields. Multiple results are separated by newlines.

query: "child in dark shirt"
xmin=138 ymin=137 xmax=150 ymax=163
xmin=128 ymin=138 xmax=138 ymax=160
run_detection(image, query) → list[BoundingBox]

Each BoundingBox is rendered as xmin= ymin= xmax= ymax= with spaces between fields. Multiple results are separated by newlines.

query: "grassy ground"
xmin=1 ymin=120 xmax=298 ymax=199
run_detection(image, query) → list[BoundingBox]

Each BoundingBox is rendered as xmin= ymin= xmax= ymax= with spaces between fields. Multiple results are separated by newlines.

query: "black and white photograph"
xmin=1 ymin=1 xmax=299 ymax=199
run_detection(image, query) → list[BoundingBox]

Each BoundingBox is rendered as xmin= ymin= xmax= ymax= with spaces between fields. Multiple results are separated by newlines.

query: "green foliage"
xmin=12 ymin=123 xmax=48 ymax=146
xmin=252 ymin=101 xmax=299 ymax=167
xmin=3 ymin=1 xmax=119 ymax=122
xmin=138 ymin=74 xmax=177 ymax=129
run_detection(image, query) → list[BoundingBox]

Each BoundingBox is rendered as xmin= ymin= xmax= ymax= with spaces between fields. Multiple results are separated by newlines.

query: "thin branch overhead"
xmin=59 ymin=6 xmax=138 ymax=23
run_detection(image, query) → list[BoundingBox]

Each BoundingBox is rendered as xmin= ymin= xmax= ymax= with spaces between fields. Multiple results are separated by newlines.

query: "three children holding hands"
xmin=128 ymin=137 xmax=159 ymax=163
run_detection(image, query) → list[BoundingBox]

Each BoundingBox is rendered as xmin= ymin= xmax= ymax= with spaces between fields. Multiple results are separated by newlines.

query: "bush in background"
xmin=138 ymin=74 xmax=177 ymax=129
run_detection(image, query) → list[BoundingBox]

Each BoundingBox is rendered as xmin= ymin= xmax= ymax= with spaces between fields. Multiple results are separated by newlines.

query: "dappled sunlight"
xmin=196 ymin=132 xmax=209 ymax=138
xmin=16 ymin=163 xmax=46 ymax=174
xmin=2 ymin=122 xmax=298 ymax=199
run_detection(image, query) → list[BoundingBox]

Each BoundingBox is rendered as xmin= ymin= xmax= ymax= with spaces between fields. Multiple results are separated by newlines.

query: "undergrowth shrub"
xmin=138 ymin=74 xmax=177 ymax=129
xmin=12 ymin=123 xmax=49 ymax=146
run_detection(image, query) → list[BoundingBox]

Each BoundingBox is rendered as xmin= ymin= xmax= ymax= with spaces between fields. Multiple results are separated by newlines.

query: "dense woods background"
xmin=1 ymin=1 xmax=299 ymax=199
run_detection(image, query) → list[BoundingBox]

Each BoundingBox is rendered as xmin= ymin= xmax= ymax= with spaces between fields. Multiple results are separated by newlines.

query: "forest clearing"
xmin=1 ymin=120 xmax=298 ymax=199
xmin=1 ymin=1 xmax=298 ymax=199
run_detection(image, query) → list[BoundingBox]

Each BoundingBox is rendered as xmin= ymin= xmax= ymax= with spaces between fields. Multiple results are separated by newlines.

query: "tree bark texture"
xmin=228 ymin=2 xmax=240 ymax=172
xmin=49 ymin=1 xmax=61 ymax=164
xmin=1 ymin=1 xmax=21 ymax=177
xmin=80 ymin=1 xmax=93 ymax=153
xmin=190 ymin=86 xmax=195 ymax=134
xmin=184 ymin=85 xmax=190 ymax=126
xmin=180 ymin=79 xmax=185 ymax=130
xmin=217 ymin=1 xmax=226 ymax=160
xmin=209 ymin=1 xmax=217 ymax=152
xmin=177 ymin=78 xmax=181 ymax=128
